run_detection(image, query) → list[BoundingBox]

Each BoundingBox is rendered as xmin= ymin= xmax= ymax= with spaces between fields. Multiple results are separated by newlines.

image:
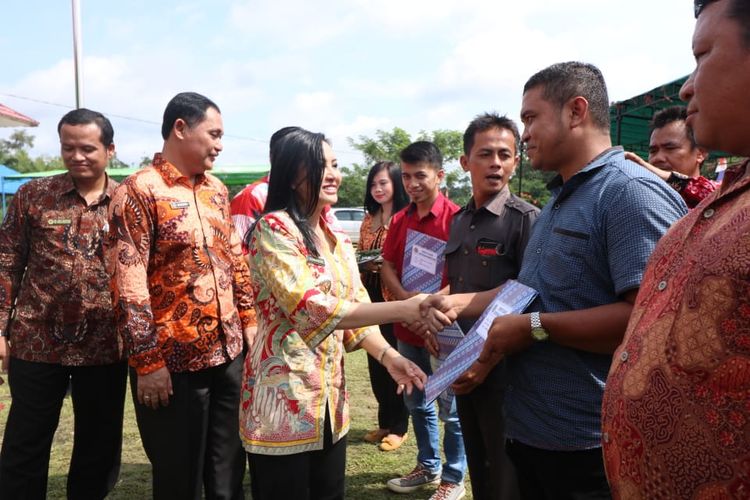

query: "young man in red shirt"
xmin=381 ymin=141 xmax=466 ymax=500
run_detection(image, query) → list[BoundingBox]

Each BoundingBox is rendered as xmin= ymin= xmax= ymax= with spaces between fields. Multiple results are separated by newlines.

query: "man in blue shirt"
xmin=423 ymin=61 xmax=687 ymax=498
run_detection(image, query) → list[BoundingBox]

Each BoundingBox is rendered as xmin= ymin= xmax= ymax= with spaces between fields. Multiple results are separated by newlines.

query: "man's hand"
xmin=405 ymin=319 xmax=440 ymax=357
xmin=477 ymin=314 xmax=534 ymax=369
xmin=243 ymin=325 xmax=258 ymax=349
xmin=136 ymin=367 xmax=173 ymax=409
xmin=0 ymin=337 xmax=7 ymax=385
xmin=419 ymin=294 xmax=459 ymax=322
xmin=451 ymin=358 xmax=494 ymax=395
xmin=624 ymin=151 xmax=670 ymax=181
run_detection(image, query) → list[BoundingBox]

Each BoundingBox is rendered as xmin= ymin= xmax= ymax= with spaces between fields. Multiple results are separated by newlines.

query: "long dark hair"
xmin=363 ymin=161 xmax=409 ymax=215
xmin=244 ymin=128 xmax=328 ymax=257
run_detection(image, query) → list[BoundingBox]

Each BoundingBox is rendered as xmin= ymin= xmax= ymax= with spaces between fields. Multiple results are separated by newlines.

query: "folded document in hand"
xmin=424 ymin=280 xmax=538 ymax=404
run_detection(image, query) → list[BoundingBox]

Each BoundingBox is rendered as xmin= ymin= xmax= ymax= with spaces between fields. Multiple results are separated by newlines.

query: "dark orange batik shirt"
xmin=602 ymin=161 xmax=750 ymax=499
xmin=0 ymin=173 xmax=123 ymax=365
xmin=107 ymin=154 xmax=255 ymax=376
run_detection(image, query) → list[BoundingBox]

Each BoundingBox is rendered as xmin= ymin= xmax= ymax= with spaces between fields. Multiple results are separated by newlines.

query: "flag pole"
xmin=71 ymin=0 xmax=83 ymax=108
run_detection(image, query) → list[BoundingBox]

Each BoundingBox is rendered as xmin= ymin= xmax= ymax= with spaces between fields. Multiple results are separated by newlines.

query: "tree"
xmin=342 ymin=127 xmax=470 ymax=207
xmin=511 ymin=155 xmax=554 ymax=208
xmin=0 ymin=130 xmax=63 ymax=173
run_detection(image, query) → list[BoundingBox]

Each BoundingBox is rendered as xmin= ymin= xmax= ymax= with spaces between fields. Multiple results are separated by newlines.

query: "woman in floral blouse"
xmin=358 ymin=161 xmax=411 ymax=451
xmin=240 ymin=129 xmax=449 ymax=500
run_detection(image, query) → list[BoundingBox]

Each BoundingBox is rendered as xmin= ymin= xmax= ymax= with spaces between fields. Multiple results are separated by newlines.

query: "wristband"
xmin=377 ymin=345 xmax=393 ymax=365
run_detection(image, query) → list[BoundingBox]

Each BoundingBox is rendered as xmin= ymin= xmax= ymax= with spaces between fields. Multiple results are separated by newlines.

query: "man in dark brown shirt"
xmin=445 ymin=113 xmax=538 ymax=500
xmin=0 ymin=109 xmax=126 ymax=499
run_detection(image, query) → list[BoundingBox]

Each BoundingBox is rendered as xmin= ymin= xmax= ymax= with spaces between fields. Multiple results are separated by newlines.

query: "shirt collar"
xmin=152 ymin=153 xmax=207 ymax=188
xmin=467 ymin=185 xmax=510 ymax=216
xmin=60 ymin=172 xmax=117 ymax=204
xmin=407 ymin=192 xmax=449 ymax=220
xmin=720 ymin=159 xmax=750 ymax=195
xmin=547 ymin=146 xmax=623 ymax=191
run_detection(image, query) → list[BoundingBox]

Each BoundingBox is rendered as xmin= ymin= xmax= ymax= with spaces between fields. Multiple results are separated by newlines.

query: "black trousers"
xmin=366 ymin=323 xmax=409 ymax=435
xmin=247 ymin=408 xmax=347 ymax=500
xmin=0 ymin=357 xmax=127 ymax=500
xmin=506 ymin=440 xmax=612 ymax=500
xmin=456 ymin=362 xmax=519 ymax=500
xmin=131 ymin=355 xmax=245 ymax=500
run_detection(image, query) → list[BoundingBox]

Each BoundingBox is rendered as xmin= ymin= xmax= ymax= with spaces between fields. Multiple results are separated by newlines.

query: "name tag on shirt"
xmin=170 ymin=201 xmax=190 ymax=209
xmin=47 ymin=218 xmax=72 ymax=225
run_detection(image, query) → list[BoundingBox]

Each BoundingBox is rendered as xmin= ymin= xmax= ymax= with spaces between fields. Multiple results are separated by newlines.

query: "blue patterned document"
xmin=424 ymin=280 xmax=538 ymax=403
xmin=401 ymin=229 xmax=446 ymax=293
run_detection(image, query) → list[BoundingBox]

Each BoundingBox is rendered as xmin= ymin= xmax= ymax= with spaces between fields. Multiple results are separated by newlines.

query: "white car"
xmin=331 ymin=207 xmax=365 ymax=245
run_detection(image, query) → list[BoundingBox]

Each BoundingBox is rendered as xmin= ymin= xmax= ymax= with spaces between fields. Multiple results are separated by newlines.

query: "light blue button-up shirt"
xmin=506 ymin=147 xmax=687 ymax=451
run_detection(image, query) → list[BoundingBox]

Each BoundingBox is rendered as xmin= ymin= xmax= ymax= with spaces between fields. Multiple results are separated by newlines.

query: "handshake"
xmin=398 ymin=293 xmax=461 ymax=357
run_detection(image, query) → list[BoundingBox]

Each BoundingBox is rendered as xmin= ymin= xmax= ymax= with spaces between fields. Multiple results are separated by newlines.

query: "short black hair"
xmin=363 ymin=161 xmax=409 ymax=215
xmin=694 ymin=0 xmax=750 ymax=46
xmin=161 ymin=92 xmax=220 ymax=140
xmin=463 ymin=112 xmax=520 ymax=156
xmin=57 ymin=108 xmax=114 ymax=147
xmin=650 ymin=106 xmax=698 ymax=148
xmin=399 ymin=141 xmax=442 ymax=170
xmin=523 ymin=61 xmax=610 ymax=132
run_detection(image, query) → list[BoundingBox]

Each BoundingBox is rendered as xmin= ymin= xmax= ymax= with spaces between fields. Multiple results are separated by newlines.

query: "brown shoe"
xmin=379 ymin=432 xmax=408 ymax=451
xmin=364 ymin=428 xmax=389 ymax=443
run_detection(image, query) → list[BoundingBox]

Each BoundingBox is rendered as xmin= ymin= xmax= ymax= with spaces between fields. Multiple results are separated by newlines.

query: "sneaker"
xmin=386 ymin=464 xmax=441 ymax=493
xmin=429 ymin=481 xmax=466 ymax=500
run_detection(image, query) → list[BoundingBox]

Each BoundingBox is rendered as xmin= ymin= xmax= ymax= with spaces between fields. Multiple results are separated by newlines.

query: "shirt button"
xmin=470 ymin=224 xmax=476 ymax=230
xmin=603 ymin=432 xmax=610 ymax=444
xmin=482 ymin=261 xmax=488 ymax=267
xmin=463 ymin=249 xmax=469 ymax=255
xmin=536 ymin=248 xmax=542 ymax=254
xmin=458 ymin=277 xmax=464 ymax=283
xmin=657 ymin=280 xmax=667 ymax=291
xmin=703 ymin=208 xmax=715 ymax=219
xmin=620 ymin=351 xmax=629 ymax=362
xmin=554 ymin=203 xmax=561 ymax=210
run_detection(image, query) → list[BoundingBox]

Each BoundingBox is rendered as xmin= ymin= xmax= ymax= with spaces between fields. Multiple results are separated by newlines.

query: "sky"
xmin=0 ymin=0 xmax=697 ymax=168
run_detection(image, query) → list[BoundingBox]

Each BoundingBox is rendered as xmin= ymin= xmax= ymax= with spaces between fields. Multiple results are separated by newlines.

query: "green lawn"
xmin=0 ymin=350 xmax=472 ymax=499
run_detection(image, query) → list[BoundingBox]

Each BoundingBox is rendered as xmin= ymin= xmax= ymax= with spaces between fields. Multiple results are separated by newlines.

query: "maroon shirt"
xmin=0 ymin=173 xmax=123 ymax=365
xmin=382 ymin=193 xmax=459 ymax=345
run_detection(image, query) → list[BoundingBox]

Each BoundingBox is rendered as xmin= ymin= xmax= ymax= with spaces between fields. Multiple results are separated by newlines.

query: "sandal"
xmin=364 ymin=428 xmax=390 ymax=443
xmin=379 ymin=432 xmax=408 ymax=451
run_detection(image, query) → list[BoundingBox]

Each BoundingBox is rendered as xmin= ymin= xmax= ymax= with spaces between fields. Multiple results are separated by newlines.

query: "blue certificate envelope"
xmin=401 ymin=229 xmax=446 ymax=293
xmin=424 ymin=280 xmax=538 ymax=404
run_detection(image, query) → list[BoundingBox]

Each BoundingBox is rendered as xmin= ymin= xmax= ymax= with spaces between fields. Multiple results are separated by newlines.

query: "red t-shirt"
xmin=382 ymin=193 xmax=460 ymax=345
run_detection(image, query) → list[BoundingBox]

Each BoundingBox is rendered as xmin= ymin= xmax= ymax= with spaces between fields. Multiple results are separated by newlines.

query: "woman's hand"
xmin=383 ymin=351 xmax=427 ymax=395
xmin=402 ymin=294 xmax=452 ymax=329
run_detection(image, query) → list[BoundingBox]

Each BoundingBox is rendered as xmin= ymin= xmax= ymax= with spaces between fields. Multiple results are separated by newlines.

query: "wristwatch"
xmin=529 ymin=312 xmax=549 ymax=341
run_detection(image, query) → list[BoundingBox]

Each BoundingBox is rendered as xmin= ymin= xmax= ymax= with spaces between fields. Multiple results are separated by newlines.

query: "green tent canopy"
xmin=609 ymin=75 xmax=688 ymax=159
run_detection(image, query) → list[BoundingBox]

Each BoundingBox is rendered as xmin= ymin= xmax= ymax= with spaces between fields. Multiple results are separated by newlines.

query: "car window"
xmin=351 ymin=211 xmax=365 ymax=221
xmin=336 ymin=211 xmax=352 ymax=220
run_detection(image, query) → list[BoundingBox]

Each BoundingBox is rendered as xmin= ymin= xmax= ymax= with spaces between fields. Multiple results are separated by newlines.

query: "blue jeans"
xmin=398 ymin=340 xmax=466 ymax=484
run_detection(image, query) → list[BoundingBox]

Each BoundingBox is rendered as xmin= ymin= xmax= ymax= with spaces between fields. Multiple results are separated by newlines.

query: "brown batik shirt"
xmin=0 ymin=173 xmax=123 ymax=365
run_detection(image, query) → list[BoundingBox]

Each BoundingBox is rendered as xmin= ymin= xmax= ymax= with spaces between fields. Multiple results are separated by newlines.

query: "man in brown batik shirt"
xmin=0 ymin=108 xmax=126 ymax=500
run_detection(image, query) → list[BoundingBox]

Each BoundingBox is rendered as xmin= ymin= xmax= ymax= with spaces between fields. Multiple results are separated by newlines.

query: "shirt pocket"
xmin=539 ymin=227 xmax=591 ymax=293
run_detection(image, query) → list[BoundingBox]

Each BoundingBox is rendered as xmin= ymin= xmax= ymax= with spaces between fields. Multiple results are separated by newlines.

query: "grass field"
xmin=0 ymin=350 xmax=472 ymax=499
